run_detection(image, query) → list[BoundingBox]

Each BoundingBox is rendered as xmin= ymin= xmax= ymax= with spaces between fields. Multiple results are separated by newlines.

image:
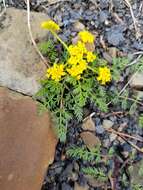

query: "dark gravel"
xmin=5 ymin=0 xmax=143 ymax=54
xmin=41 ymin=112 xmax=143 ymax=190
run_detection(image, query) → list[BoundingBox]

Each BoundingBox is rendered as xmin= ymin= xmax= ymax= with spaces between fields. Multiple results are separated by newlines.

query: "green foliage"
xmin=82 ymin=167 xmax=107 ymax=182
xmin=112 ymin=58 xmax=143 ymax=114
xmin=66 ymin=145 xmax=101 ymax=162
xmin=66 ymin=145 xmax=107 ymax=180
xmin=36 ymin=80 xmax=62 ymax=109
xmin=54 ymin=108 xmax=72 ymax=142
xmin=90 ymin=85 xmax=108 ymax=112
xmin=120 ymin=90 xmax=129 ymax=110
xmin=129 ymin=101 xmax=138 ymax=115
xmin=37 ymin=103 xmax=48 ymax=116
xmin=108 ymin=147 xmax=115 ymax=156
xmin=132 ymin=184 xmax=143 ymax=190
xmin=38 ymin=40 xmax=58 ymax=62
xmin=130 ymin=58 xmax=143 ymax=73
xmin=36 ymin=80 xmax=72 ymax=142
xmin=36 ymin=56 xmax=132 ymax=141
xmin=60 ymin=49 xmax=69 ymax=62
xmin=37 ymin=26 xmax=142 ymax=142
xmin=138 ymin=161 xmax=143 ymax=177
xmin=111 ymin=57 xmax=129 ymax=81
xmin=139 ymin=114 xmax=143 ymax=128
xmin=71 ymin=79 xmax=93 ymax=121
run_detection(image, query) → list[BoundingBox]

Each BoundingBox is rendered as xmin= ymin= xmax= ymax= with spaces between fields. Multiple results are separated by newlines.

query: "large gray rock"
xmin=0 ymin=8 xmax=49 ymax=95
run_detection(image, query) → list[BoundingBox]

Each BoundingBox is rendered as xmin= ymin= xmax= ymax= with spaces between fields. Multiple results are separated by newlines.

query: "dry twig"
xmin=106 ymin=128 xmax=143 ymax=143
xmin=0 ymin=0 xmax=6 ymax=17
xmin=106 ymin=127 xmax=143 ymax=153
xmin=107 ymin=54 xmax=143 ymax=107
xmin=124 ymin=0 xmax=141 ymax=39
xmin=112 ymin=12 xmax=124 ymax=24
xmin=118 ymin=63 xmax=143 ymax=96
xmin=119 ymin=96 xmax=143 ymax=107
xmin=26 ymin=0 xmax=49 ymax=68
xmin=126 ymin=54 xmax=142 ymax=67
xmin=46 ymin=0 xmax=70 ymax=6
xmin=104 ymin=111 xmax=125 ymax=118
xmin=123 ymin=137 xmax=143 ymax=153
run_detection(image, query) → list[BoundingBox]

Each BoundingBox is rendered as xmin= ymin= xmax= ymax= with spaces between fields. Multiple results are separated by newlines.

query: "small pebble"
xmin=103 ymin=119 xmax=114 ymax=129
xmin=73 ymin=21 xmax=85 ymax=32
xmin=61 ymin=183 xmax=73 ymax=190
xmin=95 ymin=125 xmax=105 ymax=134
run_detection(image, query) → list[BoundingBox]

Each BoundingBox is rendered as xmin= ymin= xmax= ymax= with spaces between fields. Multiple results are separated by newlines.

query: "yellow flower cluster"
xmin=45 ymin=30 xmax=96 ymax=80
xmin=46 ymin=64 xmax=65 ymax=81
xmin=41 ymin=20 xmax=60 ymax=32
xmin=41 ymin=20 xmax=111 ymax=84
xmin=78 ymin=30 xmax=95 ymax=43
xmin=67 ymin=35 xmax=96 ymax=79
xmin=68 ymin=41 xmax=87 ymax=60
xmin=87 ymin=51 xmax=97 ymax=62
xmin=97 ymin=67 xmax=111 ymax=85
xmin=67 ymin=59 xmax=87 ymax=79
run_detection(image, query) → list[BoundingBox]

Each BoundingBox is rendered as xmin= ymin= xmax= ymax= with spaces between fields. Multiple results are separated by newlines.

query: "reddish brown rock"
xmin=82 ymin=116 xmax=96 ymax=131
xmin=0 ymin=87 xmax=57 ymax=190
xmin=85 ymin=42 xmax=95 ymax=52
xmin=80 ymin=132 xmax=101 ymax=149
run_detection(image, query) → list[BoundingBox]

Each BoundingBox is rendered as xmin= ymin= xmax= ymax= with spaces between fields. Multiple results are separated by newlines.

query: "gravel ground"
xmin=2 ymin=0 xmax=143 ymax=189
xmin=5 ymin=0 xmax=143 ymax=54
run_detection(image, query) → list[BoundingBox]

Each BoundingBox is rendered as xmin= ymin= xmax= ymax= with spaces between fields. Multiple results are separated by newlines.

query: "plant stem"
xmin=87 ymin=66 xmax=97 ymax=73
xmin=119 ymin=95 xmax=143 ymax=106
xmin=52 ymin=31 xmax=69 ymax=51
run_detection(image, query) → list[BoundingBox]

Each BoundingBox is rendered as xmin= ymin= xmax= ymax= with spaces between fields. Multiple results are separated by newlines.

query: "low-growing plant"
xmin=36 ymin=20 xmax=138 ymax=141
xmin=138 ymin=161 xmax=143 ymax=177
xmin=132 ymin=184 xmax=143 ymax=190
xmin=66 ymin=145 xmax=101 ymax=162
xmin=38 ymin=40 xmax=58 ymax=62
xmin=139 ymin=114 xmax=143 ymax=128
xmin=82 ymin=167 xmax=107 ymax=182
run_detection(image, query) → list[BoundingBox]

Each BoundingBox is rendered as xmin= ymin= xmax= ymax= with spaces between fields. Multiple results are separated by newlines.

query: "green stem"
xmin=51 ymin=31 xmax=69 ymax=51
xmin=87 ymin=66 xmax=97 ymax=73
xmin=119 ymin=95 xmax=143 ymax=106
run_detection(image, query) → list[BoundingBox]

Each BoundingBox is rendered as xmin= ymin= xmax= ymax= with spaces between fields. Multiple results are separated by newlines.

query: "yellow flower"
xmin=41 ymin=20 xmax=60 ymax=32
xmin=46 ymin=63 xmax=65 ymax=81
xmin=77 ymin=41 xmax=87 ymax=54
xmin=86 ymin=52 xmax=96 ymax=62
xmin=67 ymin=59 xmax=87 ymax=79
xmin=68 ymin=56 xmax=78 ymax=65
xmin=68 ymin=45 xmax=80 ymax=56
xmin=78 ymin=30 xmax=95 ymax=43
xmin=97 ymin=67 xmax=111 ymax=85
xmin=68 ymin=41 xmax=87 ymax=58
xmin=76 ymin=75 xmax=81 ymax=80
xmin=67 ymin=65 xmax=80 ymax=77
xmin=78 ymin=59 xmax=87 ymax=72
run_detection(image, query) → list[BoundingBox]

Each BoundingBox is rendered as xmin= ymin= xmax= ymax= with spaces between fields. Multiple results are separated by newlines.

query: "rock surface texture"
xmin=130 ymin=72 xmax=143 ymax=90
xmin=0 ymin=8 xmax=49 ymax=95
xmin=0 ymin=87 xmax=57 ymax=190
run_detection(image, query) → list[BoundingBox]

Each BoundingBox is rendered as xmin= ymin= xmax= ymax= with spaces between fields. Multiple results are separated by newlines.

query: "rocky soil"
xmin=0 ymin=1 xmax=143 ymax=190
